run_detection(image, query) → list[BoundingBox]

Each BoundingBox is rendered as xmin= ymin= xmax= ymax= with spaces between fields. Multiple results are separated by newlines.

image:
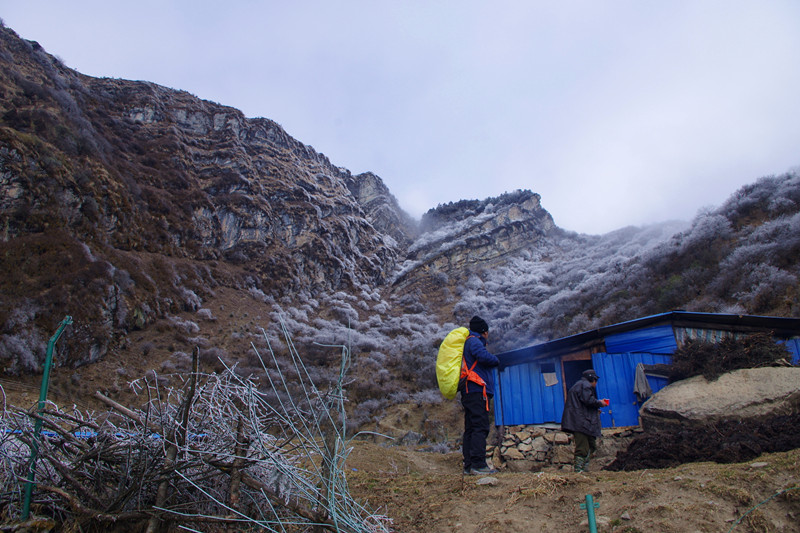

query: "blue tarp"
xmin=604 ymin=325 xmax=678 ymax=354
xmin=781 ymin=338 xmax=800 ymax=365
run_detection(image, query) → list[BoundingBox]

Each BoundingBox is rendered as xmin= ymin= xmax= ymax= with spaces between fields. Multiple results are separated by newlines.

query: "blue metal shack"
xmin=493 ymin=311 xmax=800 ymax=429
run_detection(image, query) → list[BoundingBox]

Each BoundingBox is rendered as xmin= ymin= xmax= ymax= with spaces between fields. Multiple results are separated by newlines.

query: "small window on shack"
xmin=541 ymin=362 xmax=558 ymax=387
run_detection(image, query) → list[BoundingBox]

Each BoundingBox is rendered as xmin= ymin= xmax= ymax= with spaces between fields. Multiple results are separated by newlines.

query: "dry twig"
xmin=0 ymin=320 xmax=391 ymax=532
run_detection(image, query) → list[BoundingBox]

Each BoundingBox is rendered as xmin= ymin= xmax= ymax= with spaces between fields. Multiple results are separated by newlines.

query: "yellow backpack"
xmin=436 ymin=327 xmax=470 ymax=399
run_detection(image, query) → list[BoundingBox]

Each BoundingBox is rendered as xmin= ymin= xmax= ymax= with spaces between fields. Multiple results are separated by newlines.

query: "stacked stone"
xmin=489 ymin=425 xmax=574 ymax=471
xmin=489 ymin=425 xmax=641 ymax=472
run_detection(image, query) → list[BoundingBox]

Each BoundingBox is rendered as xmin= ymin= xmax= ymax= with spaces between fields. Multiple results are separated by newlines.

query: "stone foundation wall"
xmin=488 ymin=425 xmax=640 ymax=472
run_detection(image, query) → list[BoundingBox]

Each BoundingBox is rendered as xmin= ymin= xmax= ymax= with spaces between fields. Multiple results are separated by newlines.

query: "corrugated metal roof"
xmin=497 ymin=311 xmax=800 ymax=367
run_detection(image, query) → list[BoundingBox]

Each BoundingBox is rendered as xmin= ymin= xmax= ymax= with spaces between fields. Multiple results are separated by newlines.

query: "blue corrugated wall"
xmin=496 ymin=325 xmax=678 ymax=428
xmin=494 ymin=357 xmax=564 ymax=427
xmin=593 ymin=352 xmax=672 ymax=427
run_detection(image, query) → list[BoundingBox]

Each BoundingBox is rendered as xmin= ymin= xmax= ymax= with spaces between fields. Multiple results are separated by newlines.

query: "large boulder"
xmin=639 ymin=367 xmax=800 ymax=431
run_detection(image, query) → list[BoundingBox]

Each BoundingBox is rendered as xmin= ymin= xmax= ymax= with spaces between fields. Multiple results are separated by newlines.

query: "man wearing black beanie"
xmin=460 ymin=315 xmax=499 ymax=475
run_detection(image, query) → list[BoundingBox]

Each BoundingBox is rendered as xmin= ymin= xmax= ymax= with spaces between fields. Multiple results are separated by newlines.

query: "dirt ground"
xmin=345 ymin=440 xmax=800 ymax=533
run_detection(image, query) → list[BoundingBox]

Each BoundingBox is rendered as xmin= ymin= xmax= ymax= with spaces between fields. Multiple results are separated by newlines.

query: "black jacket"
xmin=561 ymin=377 xmax=604 ymax=437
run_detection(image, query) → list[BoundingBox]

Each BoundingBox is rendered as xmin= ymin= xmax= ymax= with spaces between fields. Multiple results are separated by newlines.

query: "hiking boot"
xmin=574 ymin=454 xmax=590 ymax=473
xmin=469 ymin=466 xmax=498 ymax=475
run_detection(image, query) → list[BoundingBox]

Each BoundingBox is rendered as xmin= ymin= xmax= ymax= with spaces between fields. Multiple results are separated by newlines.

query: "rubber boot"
xmin=582 ymin=455 xmax=591 ymax=472
xmin=573 ymin=456 xmax=585 ymax=472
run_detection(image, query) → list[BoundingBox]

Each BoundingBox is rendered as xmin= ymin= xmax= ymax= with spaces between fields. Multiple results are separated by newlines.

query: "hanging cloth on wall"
xmin=633 ymin=362 xmax=653 ymax=402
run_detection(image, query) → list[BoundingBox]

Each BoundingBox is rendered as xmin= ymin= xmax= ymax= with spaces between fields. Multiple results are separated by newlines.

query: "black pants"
xmin=461 ymin=389 xmax=490 ymax=470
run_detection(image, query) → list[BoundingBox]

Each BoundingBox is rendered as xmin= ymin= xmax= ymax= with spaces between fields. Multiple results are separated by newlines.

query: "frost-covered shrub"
xmin=721 ymin=172 xmax=800 ymax=226
xmin=248 ymin=287 xmax=271 ymax=303
xmin=167 ymin=315 xmax=200 ymax=334
xmin=359 ymin=353 xmax=384 ymax=371
xmin=330 ymin=303 xmax=359 ymax=324
xmin=196 ymin=308 xmax=215 ymax=321
xmin=112 ymin=268 xmax=135 ymax=292
xmin=388 ymin=391 xmax=410 ymax=405
xmin=170 ymin=351 xmax=193 ymax=372
xmin=198 ymin=346 xmax=228 ymax=371
xmin=426 ymin=442 xmax=453 ymax=454
xmin=396 ymin=351 xmax=434 ymax=389
xmin=350 ymin=398 xmax=388 ymax=429
xmin=180 ymin=288 xmax=202 ymax=311
xmin=186 ymin=336 xmax=210 ymax=347
xmin=733 ymin=265 xmax=797 ymax=313
xmin=3 ymin=300 xmax=40 ymax=330
xmin=371 ymin=301 xmax=390 ymax=315
xmin=768 ymin=196 xmax=796 ymax=214
xmin=678 ymin=214 xmax=733 ymax=257
xmin=376 ymin=368 xmax=391 ymax=385
xmin=0 ymin=331 xmax=45 ymax=374
xmin=410 ymin=389 xmax=442 ymax=406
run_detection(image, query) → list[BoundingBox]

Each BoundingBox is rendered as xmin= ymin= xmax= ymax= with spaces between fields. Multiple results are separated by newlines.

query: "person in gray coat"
xmin=560 ymin=369 xmax=609 ymax=472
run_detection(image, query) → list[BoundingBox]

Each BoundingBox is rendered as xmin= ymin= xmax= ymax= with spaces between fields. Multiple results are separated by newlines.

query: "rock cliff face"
xmin=0 ymin=25 xmax=561 ymax=371
xmin=392 ymin=190 xmax=559 ymax=295
xmin=0 ymin=26 xmax=413 ymax=288
xmin=343 ymin=171 xmax=418 ymax=248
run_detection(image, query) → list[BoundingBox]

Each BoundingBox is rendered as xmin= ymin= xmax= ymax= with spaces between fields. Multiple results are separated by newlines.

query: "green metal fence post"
xmin=20 ymin=315 xmax=72 ymax=520
xmin=580 ymin=493 xmax=600 ymax=533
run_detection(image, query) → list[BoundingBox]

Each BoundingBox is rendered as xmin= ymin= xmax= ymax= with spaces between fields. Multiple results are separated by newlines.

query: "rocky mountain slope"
xmin=0 ymin=24 xmax=416 ymax=372
xmin=1 ymin=22 xmax=799 ymax=409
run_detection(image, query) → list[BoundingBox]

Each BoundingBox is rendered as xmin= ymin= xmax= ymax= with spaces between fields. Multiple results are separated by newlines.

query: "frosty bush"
xmin=180 ymin=288 xmax=202 ymax=311
xmin=196 ymin=307 xmax=215 ymax=321
xmin=0 ymin=331 xmax=45 ymax=374
xmin=410 ymin=389 xmax=443 ymax=406
xmin=248 ymin=286 xmax=271 ymax=303
xmin=669 ymin=333 xmax=792 ymax=382
xmin=350 ymin=398 xmax=389 ymax=428
xmin=166 ymin=314 xmax=199 ymax=334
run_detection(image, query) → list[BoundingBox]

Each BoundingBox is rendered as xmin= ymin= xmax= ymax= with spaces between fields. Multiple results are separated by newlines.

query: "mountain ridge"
xmin=1 ymin=23 xmax=799 ymax=405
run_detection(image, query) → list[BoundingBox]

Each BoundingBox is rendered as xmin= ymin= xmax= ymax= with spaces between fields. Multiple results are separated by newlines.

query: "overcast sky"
xmin=2 ymin=1 xmax=800 ymax=234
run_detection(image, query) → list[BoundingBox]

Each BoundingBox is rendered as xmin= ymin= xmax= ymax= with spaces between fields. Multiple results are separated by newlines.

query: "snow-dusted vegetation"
xmin=231 ymin=172 xmax=800 ymax=416
xmin=451 ymin=172 xmax=800 ymax=351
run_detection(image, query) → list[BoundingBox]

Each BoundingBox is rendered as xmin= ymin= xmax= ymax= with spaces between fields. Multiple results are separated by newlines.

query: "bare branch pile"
xmin=0 ymin=323 xmax=391 ymax=532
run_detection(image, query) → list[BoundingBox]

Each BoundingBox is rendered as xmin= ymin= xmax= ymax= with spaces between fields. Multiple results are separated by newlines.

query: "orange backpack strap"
xmin=460 ymin=335 xmax=489 ymax=411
